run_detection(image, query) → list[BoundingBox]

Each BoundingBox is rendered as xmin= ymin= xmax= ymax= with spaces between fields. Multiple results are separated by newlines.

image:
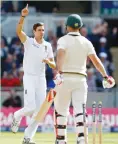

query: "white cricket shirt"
xmin=57 ymin=32 xmax=96 ymax=76
xmin=23 ymin=37 xmax=54 ymax=76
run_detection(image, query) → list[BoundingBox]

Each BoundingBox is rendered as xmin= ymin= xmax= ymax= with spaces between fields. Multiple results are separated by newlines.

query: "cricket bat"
xmin=98 ymin=101 xmax=102 ymax=144
xmin=35 ymin=89 xmax=56 ymax=122
xmin=82 ymin=103 xmax=88 ymax=144
xmin=92 ymin=101 xmax=96 ymax=144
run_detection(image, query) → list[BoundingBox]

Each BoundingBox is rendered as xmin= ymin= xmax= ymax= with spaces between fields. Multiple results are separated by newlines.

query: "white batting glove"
xmin=102 ymin=76 xmax=115 ymax=88
xmin=53 ymin=73 xmax=63 ymax=86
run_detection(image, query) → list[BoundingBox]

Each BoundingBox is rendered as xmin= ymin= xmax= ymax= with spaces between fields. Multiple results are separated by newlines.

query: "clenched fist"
xmin=21 ymin=4 xmax=29 ymax=17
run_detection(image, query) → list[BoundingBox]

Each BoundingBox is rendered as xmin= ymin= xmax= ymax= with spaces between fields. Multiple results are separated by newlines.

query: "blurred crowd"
xmin=1 ymin=20 xmax=118 ymax=92
xmin=2 ymin=89 xmax=22 ymax=108
xmin=1 ymin=1 xmax=23 ymax=13
xmin=1 ymin=1 xmax=59 ymax=14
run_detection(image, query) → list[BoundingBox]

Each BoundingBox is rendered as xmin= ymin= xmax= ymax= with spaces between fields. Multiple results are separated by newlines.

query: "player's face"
xmin=34 ymin=26 xmax=45 ymax=39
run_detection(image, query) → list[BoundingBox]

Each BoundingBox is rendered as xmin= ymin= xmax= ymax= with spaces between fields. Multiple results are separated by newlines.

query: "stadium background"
xmin=0 ymin=0 xmax=118 ymax=141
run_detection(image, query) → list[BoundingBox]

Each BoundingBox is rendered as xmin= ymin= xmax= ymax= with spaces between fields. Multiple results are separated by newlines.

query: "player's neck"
xmin=69 ymin=30 xmax=79 ymax=33
xmin=35 ymin=37 xmax=44 ymax=44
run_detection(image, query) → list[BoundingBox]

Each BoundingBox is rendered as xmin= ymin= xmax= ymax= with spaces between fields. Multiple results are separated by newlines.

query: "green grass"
xmin=0 ymin=132 xmax=118 ymax=144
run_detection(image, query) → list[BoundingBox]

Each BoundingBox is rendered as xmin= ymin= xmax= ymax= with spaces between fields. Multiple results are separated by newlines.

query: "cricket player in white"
xmin=11 ymin=4 xmax=56 ymax=144
xmin=54 ymin=14 xmax=115 ymax=144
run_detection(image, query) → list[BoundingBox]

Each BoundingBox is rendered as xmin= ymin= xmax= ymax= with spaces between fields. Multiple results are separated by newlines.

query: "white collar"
xmin=33 ymin=38 xmax=46 ymax=46
xmin=68 ymin=32 xmax=81 ymax=36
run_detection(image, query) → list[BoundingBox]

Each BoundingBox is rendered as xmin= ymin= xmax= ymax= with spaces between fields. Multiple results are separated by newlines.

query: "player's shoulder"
xmin=26 ymin=36 xmax=34 ymax=42
xmin=57 ymin=35 xmax=67 ymax=43
xmin=80 ymin=35 xmax=93 ymax=45
xmin=23 ymin=36 xmax=34 ymax=45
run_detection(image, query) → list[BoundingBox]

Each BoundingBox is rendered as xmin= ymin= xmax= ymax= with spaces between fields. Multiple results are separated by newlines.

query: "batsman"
xmin=54 ymin=14 xmax=115 ymax=144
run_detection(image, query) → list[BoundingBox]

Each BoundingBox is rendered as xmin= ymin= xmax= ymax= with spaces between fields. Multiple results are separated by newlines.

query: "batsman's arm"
xmin=56 ymin=49 xmax=65 ymax=72
xmin=89 ymin=54 xmax=108 ymax=77
xmin=16 ymin=4 xmax=29 ymax=43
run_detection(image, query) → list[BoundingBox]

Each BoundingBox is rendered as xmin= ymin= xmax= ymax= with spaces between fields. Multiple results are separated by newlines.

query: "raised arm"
xmin=16 ymin=4 xmax=29 ymax=43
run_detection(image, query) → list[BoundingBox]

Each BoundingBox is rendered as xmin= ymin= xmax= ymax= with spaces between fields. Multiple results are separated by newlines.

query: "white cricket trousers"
xmin=54 ymin=73 xmax=88 ymax=142
xmin=14 ymin=74 xmax=46 ymax=139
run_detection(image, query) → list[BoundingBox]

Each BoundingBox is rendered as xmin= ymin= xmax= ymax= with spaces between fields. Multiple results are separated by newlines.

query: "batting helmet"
xmin=66 ymin=14 xmax=83 ymax=29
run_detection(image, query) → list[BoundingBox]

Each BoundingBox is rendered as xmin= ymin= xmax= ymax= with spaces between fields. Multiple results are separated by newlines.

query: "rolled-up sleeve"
xmin=87 ymin=40 xmax=96 ymax=56
xmin=57 ymin=37 xmax=66 ymax=50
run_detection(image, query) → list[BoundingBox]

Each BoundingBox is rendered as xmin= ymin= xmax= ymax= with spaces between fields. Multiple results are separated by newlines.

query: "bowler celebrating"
xmin=54 ymin=14 xmax=115 ymax=144
xmin=11 ymin=4 xmax=56 ymax=144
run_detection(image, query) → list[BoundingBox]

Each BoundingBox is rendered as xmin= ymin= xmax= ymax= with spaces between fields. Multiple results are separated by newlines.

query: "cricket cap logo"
xmin=75 ymin=23 xmax=78 ymax=27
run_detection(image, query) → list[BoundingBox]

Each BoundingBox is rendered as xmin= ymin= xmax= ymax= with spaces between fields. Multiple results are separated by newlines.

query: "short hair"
xmin=33 ymin=22 xmax=44 ymax=31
